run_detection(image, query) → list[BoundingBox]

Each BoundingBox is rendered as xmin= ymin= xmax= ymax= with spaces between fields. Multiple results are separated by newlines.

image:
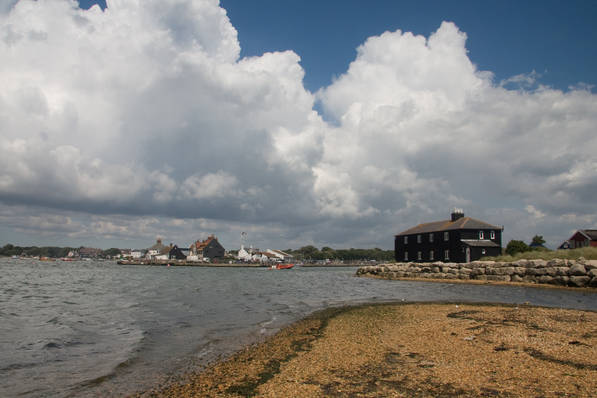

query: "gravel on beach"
xmin=132 ymin=302 xmax=597 ymax=397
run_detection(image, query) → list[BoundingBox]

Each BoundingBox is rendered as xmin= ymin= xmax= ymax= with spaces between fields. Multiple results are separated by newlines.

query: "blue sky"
xmin=82 ymin=0 xmax=597 ymax=93
xmin=1 ymin=0 xmax=596 ymax=251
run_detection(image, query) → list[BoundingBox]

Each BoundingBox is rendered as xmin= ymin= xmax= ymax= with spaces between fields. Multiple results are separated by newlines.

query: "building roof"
xmin=191 ymin=235 xmax=220 ymax=252
xmin=396 ymin=216 xmax=501 ymax=236
xmin=268 ymin=249 xmax=292 ymax=257
xmin=460 ymin=239 xmax=501 ymax=248
xmin=579 ymin=229 xmax=597 ymax=241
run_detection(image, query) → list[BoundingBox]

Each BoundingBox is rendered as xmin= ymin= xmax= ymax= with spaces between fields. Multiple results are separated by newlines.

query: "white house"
xmin=237 ymin=245 xmax=252 ymax=261
xmin=266 ymin=249 xmax=292 ymax=262
xmin=131 ymin=251 xmax=143 ymax=259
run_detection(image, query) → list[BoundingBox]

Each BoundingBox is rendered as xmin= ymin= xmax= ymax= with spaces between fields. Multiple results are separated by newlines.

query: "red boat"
xmin=271 ymin=263 xmax=294 ymax=270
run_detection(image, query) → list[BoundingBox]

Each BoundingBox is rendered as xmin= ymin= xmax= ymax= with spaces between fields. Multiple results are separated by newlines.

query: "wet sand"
xmin=132 ymin=303 xmax=597 ymax=397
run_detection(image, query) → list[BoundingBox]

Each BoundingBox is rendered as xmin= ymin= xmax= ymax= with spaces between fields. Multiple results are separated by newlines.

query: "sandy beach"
xmin=131 ymin=302 xmax=597 ymax=397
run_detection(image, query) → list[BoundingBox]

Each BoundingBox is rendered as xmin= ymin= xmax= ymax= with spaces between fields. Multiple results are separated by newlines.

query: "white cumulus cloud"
xmin=0 ymin=3 xmax=596 ymax=250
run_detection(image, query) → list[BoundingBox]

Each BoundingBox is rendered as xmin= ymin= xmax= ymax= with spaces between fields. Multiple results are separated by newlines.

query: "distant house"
xmin=168 ymin=245 xmax=187 ymax=260
xmin=79 ymin=247 xmax=102 ymax=258
xmin=237 ymin=245 xmax=253 ymax=262
xmin=565 ymin=229 xmax=597 ymax=249
xmin=147 ymin=239 xmax=168 ymax=259
xmin=266 ymin=249 xmax=293 ymax=262
xmin=395 ymin=210 xmax=503 ymax=263
xmin=558 ymin=241 xmax=572 ymax=250
xmin=190 ymin=235 xmax=225 ymax=261
xmin=131 ymin=250 xmax=144 ymax=259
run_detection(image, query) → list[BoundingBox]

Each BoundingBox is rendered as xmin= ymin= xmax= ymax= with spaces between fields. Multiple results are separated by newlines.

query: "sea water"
xmin=1 ymin=258 xmax=596 ymax=397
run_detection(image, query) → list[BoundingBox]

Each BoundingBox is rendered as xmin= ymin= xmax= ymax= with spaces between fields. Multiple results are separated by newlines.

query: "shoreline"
xmin=362 ymin=274 xmax=597 ymax=293
xmin=357 ymin=259 xmax=597 ymax=289
xmin=130 ymin=301 xmax=597 ymax=397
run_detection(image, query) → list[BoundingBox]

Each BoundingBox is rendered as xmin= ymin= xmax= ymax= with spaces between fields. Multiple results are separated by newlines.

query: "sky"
xmin=0 ymin=0 xmax=596 ymax=251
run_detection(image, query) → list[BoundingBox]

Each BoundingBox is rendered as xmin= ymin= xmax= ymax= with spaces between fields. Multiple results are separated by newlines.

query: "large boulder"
xmin=547 ymin=258 xmax=566 ymax=267
xmin=569 ymin=276 xmax=590 ymax=287
xmin=568 ymin=263 xmax=587 ymax=276
xmin=527 ymin=267 xmax=548 ymax=276
xmin=553 ymin=276 xmax=570 ymax=286
xmin=538 ymin=276 xmax=555 ymax=285
xmin=529 ymin=259 xmax=548 ymax=268
xmin=493 ymin=267 xmax=517 ymax=275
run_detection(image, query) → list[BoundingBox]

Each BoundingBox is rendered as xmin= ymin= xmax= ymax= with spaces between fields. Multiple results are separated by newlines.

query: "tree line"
xmin=285 ymin=246 xmax=395 ymax=262
xmin=0 ymin=244 xmax=121 ymax=258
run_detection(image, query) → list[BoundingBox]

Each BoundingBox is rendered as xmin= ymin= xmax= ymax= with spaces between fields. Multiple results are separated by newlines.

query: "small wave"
xmin=259 ymin=315 xmax=277 ymax=334
xmin=75 ymin=371 xmax=117 ymax=389
xmin=0 ymin=362 xmax=37 ymax=372
xmin=43 ymin=342 xmax=62 ymax=349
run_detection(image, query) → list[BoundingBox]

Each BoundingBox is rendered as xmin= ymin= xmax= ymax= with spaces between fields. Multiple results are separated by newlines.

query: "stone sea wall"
xmin=356 ymin=258 xmax=597 ymax=288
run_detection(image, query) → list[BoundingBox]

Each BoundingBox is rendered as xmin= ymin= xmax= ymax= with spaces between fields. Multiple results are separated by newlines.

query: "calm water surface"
xmin=1 ymin=258 xmax=596 ymax=397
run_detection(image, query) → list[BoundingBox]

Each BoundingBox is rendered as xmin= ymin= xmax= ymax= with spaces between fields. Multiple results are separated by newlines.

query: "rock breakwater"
xmin=356 ymin=257 xmax=597 ymax=288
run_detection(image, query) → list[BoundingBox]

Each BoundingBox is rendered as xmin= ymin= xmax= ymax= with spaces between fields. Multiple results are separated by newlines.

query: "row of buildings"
xmin=394 ymin=210 xmax=596 ymax=263
xmin=123 ymin=236 xmax=293 ymax=264
xmin=123 ymin=235 xmax=226 ymax=262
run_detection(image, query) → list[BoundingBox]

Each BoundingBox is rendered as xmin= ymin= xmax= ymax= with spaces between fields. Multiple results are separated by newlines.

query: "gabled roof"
xmin=192 ymin=235 xmax=217 ymax=251
xmin=396 ymin=216 xmax=501 ymax=236
xmin=575 ymin=229 xmax=597 ymax=241
xmin=268 ymin=249 xmax=292 ymax=257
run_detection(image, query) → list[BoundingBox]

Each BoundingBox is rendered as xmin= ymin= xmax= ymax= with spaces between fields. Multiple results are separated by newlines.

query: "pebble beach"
xmin=131 ymin=302 xmax=597 ymax=397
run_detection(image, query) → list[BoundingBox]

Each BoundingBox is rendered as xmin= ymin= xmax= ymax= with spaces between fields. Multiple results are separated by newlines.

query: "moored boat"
xmin=270 ymin=263 xmax=294 ymax=270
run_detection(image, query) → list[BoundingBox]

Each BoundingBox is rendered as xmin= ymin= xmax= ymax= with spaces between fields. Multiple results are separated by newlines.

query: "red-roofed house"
xmin=567 ymin=229 xmax=597 ymax=249
xmin=189 ymin=235 xmax=225 ymax=261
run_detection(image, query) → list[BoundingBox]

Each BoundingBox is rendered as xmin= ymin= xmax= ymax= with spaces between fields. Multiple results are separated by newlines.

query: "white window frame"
xmin=417 ymin=234 xmax=421 ymax=243
xmin=444 ymin=249 xmax=449 ymax=260
xmin=429 ymin=233 xmax=434 ymax=243
xmin=404 ymin=251 xmax=408 ymax=261
xmin=479 ymin=231 xmax=484 ymax=240
xmin=482 ymin=249 xmax=486 ymax=255
xmin=429 ymin=250 xmax=434 ymax=261
xmin=417 ymin=251 xmax=422 ymax=260
xmin=490 ymin=231 xmax=495 ymax=240
xmin=444 ymin=232 xmax=449 ymax=241
xmin=404 ymin=236 xmax=408 ymax=244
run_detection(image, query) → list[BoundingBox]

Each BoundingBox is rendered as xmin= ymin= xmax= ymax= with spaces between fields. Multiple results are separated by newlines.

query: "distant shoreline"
xmin=116 ymin=260 xmax=367 ymax=267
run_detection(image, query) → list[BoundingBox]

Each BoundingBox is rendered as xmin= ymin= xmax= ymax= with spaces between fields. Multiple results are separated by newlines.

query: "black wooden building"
xmin=395 ymin=210 xmax=503 ymax=263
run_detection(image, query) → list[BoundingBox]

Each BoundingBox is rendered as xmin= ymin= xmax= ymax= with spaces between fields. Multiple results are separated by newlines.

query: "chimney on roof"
xmin=451 ymin=208 xmax=464 ymax=221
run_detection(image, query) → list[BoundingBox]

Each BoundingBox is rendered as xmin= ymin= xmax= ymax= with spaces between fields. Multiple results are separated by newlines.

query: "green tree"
xmin=506 ymin=240 xmax=530 ymax=256
xmin=531 ymin=235 xmax=546 ymax=246
xmin=297 ymin=245 xmax=319 ymax=260
xmin=102 ymin=248 xmax=122 ymax=257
